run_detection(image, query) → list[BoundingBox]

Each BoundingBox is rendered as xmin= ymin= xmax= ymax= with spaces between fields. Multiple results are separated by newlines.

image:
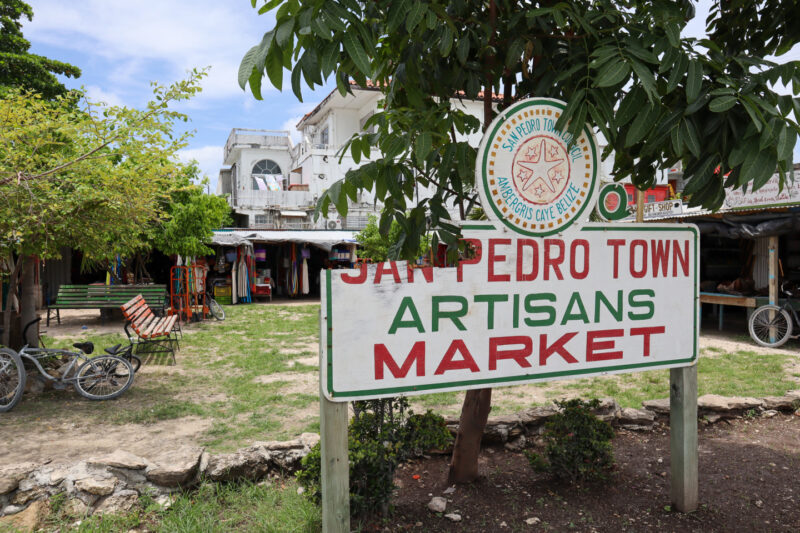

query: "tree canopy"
xmin=0 ymin=70 xmax=207 ymax=263
xmin=241 ymin=0 xmax=800 ymax=259
xmin=0 ymin=0 xmax=81 ymax=98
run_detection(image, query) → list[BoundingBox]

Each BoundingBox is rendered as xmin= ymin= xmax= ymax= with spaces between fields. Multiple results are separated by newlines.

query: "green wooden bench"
xmin=47 ymin=284 xmax=168 ymax=325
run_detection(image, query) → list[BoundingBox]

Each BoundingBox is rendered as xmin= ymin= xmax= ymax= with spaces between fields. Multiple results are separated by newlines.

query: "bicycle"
xmin=0 ymin=319 xmax=134 ymax=413
xmin=205 ymin=284 xmax=225 ymax=321
xmin=103 ymin=342 xmax=142 ymax=373
xmin=748 ymin=282 xmax=800 ymax=348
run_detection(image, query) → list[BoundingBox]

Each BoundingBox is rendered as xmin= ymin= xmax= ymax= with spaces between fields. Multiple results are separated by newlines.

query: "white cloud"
xmin=177 ymin=145 xmax=225 ymax=192
xmin=26 ymin=0 xmax=275 ymax=100
xmin=281 ymin=116 xmax=303 ymax=144
xmin=84 ymin=85 xmax=125 ymax=107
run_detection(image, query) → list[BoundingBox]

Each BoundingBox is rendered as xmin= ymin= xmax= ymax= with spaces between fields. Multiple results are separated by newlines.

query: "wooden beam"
xmin=698 ymin=293 xmax=756 ymax=307
xmin=636 ymin=189 xmax=645 ymax=223
xmin=670 ymin=365 xmax=698 ymax=512
xmin=320 ymin=394 xmax=349 ymax=533
xmin=769 ymin=236 xmax=778 ymax=305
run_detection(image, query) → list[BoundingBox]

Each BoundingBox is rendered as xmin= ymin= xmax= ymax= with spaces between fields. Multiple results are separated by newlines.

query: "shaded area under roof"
xmin=212 ymin=230 xmax=357 ymax=251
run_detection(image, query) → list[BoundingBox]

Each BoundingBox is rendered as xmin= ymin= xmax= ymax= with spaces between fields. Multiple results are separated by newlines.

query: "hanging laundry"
xmin=301 ymin=257 xmax=310 ymax=295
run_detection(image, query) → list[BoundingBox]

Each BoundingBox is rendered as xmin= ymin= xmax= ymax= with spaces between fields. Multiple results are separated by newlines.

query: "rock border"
xmin=2 ymin=391 xmax=798 ymax=524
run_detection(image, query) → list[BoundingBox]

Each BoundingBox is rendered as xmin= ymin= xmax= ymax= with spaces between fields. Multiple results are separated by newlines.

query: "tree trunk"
xmin=20 ymin=255 xmax=38 ymax=347
xmin=1 ymin=255 xmax=23 ymax=347
xmin=448 ymin=0 xmax=498 ymax=484
xmin=448 ymin=389 xmax=493 ymax=483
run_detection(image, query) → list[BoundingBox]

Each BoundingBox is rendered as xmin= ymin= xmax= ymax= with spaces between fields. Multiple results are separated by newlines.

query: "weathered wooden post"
xmin=319 ymin=308 xmax=349 ymax=533
xmin=670 ymin=365 xmax=698 ymax=512
xmin=320 ymin=394 xmax=349 ymax=532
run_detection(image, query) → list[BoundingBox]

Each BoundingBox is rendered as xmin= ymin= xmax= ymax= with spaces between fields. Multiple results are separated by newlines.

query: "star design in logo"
xmin=534 ymin=184 xmax=545 ymax=198
xmin=526 ymin=145 xmax=538 ymax=160
xmin=515 ymin=139 xmax=565 ymax=194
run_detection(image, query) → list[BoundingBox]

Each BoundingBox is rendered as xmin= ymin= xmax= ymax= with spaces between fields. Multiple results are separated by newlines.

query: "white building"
xmin=217 ymin=84 xmax=490 ymax=230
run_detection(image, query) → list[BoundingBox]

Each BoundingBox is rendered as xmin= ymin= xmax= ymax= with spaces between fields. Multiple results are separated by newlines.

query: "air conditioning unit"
xmin=326 ymin=219 xmax=343 ymax=230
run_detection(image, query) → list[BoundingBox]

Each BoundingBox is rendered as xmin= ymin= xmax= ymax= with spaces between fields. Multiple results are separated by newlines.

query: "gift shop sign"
xmin=320 ymin=97 xmax=698 ymax=402
xmin=321 ymin=225 xmax=698 ymax=401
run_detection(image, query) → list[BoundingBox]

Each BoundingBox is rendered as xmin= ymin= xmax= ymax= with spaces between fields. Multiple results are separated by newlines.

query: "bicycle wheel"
xmin=73 ymin=356 xmax=134 ymax=401
xmin=0 ymin=348 xmax=26 ymax=413
xmin=748 ymin=305 xmax=792 ymax=348
xmin=126 ymin=354 xmax=142 ymax=373
xmin=207 ymin=297 xmax=225 ymax=321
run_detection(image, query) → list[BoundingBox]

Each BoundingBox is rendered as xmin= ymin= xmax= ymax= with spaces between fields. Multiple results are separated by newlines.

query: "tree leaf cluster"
xmin=242 ymin=0 xmax=800 ymax=260
xmin=0 ymin=0 xmax=81 ymax=99
xmin=0 ymin=69 xmax=223 ymax=266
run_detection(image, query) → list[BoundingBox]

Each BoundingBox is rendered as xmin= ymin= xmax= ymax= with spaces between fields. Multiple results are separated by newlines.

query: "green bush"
xmin=526 ymin=398 xmax=615 ymax=483
xmin=296 ymin=397 xmax=452 ymax=518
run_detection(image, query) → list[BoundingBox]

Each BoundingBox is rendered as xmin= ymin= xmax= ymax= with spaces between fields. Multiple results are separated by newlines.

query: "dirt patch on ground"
xmin=253 ymin=372 xmax=318 ymax=394
xmin=0 ymin=416 xmax=211 ymax=467
xmin=389 ymin=414 xmax=800 ymax=532
xmin=699 ymin=332 xmax=799 ymax=356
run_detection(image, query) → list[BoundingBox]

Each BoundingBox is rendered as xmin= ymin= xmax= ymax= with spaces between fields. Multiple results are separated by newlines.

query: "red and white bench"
xmin=121 ymin=295 xmax=179 ymax=364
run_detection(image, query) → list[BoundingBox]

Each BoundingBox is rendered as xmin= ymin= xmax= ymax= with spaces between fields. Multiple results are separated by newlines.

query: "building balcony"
xmin=224 ymin=129 xmax=292 ymax=165
xmin=232 ymin=189 xmax=315 ymax=210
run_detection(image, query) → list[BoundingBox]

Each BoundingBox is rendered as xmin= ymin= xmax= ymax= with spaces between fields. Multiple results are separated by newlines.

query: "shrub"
xmin=296 ymin=397 xmax=452 ymax=518
xmin=526 ymin=398 xmax=615 ymax=483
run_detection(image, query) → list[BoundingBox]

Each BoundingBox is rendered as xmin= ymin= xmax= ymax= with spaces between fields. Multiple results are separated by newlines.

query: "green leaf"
xmin=740 ymin=146 xmax=774 ymax=188
xmin=439 ymin=26 xmax=453 ymax=56
xmin=708 ymin=96 xmax=738 ymax=113
xmin=624 ymin=105 xmax=658 ymax=147
xmin=238 ymin=31 xmax=272 ymax=90
xmin=406 ymin=2 xmax=426 ymax=32
xmin=594 ymin=59 xmax=630 ymax=88
xmin=777 ymin=125 xmax=796 ymax=163
xmin=311 ymin=15 xmax=332 ymax=40
xmin=342 ymin=32 xmax=371 ymax=76
xmin=665 ymin=22 xmax=680 ymax=47
xmin=629 ymin=59 xmax=657 ymax=102
xmin=275 ymin=18 xmax=295 ymax=47
xmin=680 ymin=119 xmax=701 ymax=158
xmin=616 ymin=87 xmax=647 ymax=128
xmin=415 ymin=132 xmax=432 ymax=167
xmin=290 ymin=64 xmax=303 ymax=101
xmin=666 ymin=54 xmax=687 ymax=93
xmin=686 ymin=60 xmax=703 ymax=103
xmin=320 ymin=43 xmax=340 ymax=78
xmin=265 ymin=47 xmax=283 ymax=91
xmin=456 ymin=37 xmax=469 ymax=65
xmin=258 ymin=0 xmax=282 ymax=14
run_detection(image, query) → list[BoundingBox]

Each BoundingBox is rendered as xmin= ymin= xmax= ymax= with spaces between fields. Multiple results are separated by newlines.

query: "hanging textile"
xmin=301 ymin=255 xmax=309 ymax=295
xmin=288 ymin=244 xmax=299 ymax=297
xmin=231 ymin=254 xmax=238 ymax=305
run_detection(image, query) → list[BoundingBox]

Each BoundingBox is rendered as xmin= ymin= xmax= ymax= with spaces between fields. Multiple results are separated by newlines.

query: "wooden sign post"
xmin=318 ymin=98 xmax=699 ymax=530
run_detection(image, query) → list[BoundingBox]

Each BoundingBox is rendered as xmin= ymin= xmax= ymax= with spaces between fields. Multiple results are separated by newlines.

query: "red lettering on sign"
xmin=489 ymin=336 xmax=533 ymax=370
xmin=374 ymin=261 xmax=401 ymax=284
xmin=341 ymin=264 xmax=367 ymax=284
xmin=586 ymin=329 xmax=624 ymax=361
xmin=607 ymin=239 xmax=625 ymax=279
xmin=407 ymin=264 xmax=434 ymax=283
xmin=673 ymin=240 xmax=689 ymax=277
xmin=488 ymin=238 xmax=511 ymax=282
xmin=569 ymin=239 xmax=590 ymax=279
xmin=651 ymin=240 xmax=670 ymax=277
xmin=516 ymin=239 xmax=539 ymax=281
xmin=434 ymin=340 xmax=480 ymax=374
xmin=374 ymin=342 xmax=425 ymax=380
xmin=630 ymin=326 xmax=666 ymax=357
xmin=457 ymin=238 xmax=482 ymax=282
xmin=539 ymin=332 xmax=578 ymax=366
xmin=543 ymin=239 xmax=565 ymax=280
xmin=630 ymin=240 xmax=647 ymax=278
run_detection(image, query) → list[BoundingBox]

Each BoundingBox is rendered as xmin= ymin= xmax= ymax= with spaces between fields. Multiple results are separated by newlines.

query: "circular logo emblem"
xmin=596 ymin=183 xmax=630 ymax=221
xmin=477 ymin=98 xmax=598 ymax=236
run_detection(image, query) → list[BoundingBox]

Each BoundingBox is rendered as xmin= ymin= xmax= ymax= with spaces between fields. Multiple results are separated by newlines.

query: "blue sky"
xmin=23 ymin=1 xmax=799 ymax=193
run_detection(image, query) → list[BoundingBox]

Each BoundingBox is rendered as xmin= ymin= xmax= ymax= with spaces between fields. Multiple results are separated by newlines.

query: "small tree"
xmin=0 ymin=71 xmax=207 ymax=346
xmin=355 ymin=215 xmax=431 ymax=263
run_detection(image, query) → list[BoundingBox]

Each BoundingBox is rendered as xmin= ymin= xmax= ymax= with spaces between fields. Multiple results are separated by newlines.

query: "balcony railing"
xmin=233 ymin=189 xmax=315 ymax=209
xmin=224 ymin=129 xmax=292 ymax=163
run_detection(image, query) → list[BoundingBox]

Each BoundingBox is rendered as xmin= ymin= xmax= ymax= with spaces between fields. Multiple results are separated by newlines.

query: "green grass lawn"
xmin=13 ymin=303 xmax=798 ymax=453
xmin=40 ymin=480 xmax=320 ymax=533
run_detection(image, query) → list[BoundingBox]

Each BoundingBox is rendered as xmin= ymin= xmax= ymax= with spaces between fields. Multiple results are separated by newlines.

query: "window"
xmin=254 ymin=215 xmax=267 ymax=225
xmin=319 ymin=126 xmax=329 ymax=146
xmin=647 ymin=194 xmax=656 ymax=203
xmin=252 ymin=159 xmax=282 ymax=190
